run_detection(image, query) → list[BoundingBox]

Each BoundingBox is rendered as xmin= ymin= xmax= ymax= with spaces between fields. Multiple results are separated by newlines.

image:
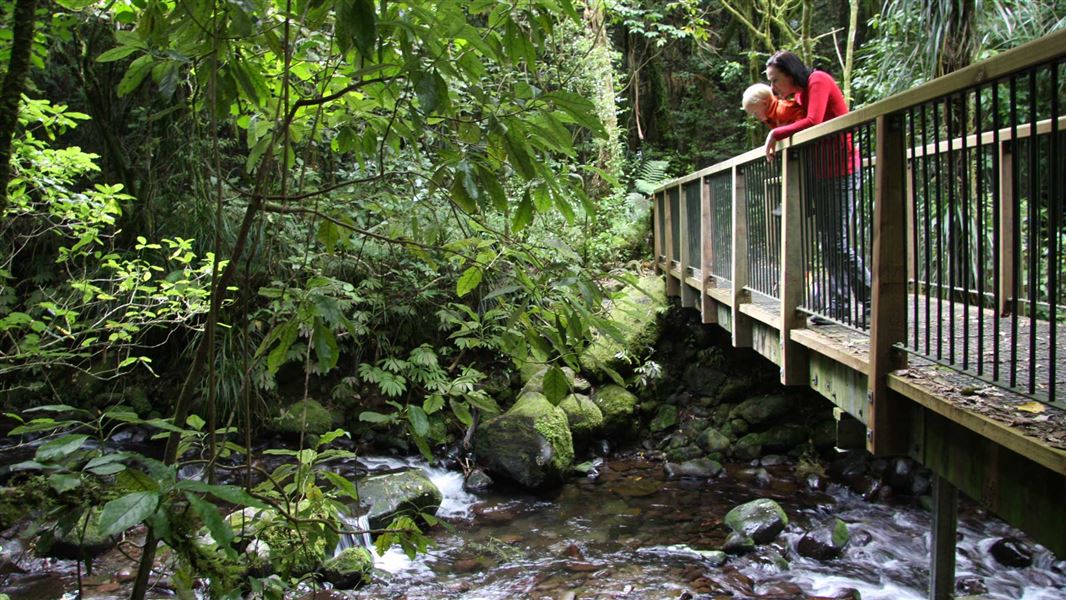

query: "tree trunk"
xmin=0 ymin=0 xmax=41 ymax=211
xmin=842 ymin=0 xmax=859 ymax=104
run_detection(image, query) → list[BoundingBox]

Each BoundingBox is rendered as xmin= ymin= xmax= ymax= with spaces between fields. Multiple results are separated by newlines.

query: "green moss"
xmin=592 ymin=384 xmax=638 ymax=434
xmin=322 ymin=547 xmax=374 ymax=588
xmin=271 ymin=399 xmax=334 ymax=436
xmin=558 ymin=393 xmax=604 ymax=438
xmin=512 ymin=393 xmax=574 ymax=474
xmin=580 ymin=275 xmax=666 ymax=380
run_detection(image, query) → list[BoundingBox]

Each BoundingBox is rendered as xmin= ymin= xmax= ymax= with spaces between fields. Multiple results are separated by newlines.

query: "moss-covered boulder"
xmin=724 ymin=498 xmax=788 ymax=544
xmin=46 ymin=508 xmax=115 ymax=560
xmin=473 ymin=392 xmax=574 ymax=488
xmin=697 ymin=427 xmax=732 ymax=454
xmin=592 ymin=384 xmax=638 ymax=436
xmin=649 ymin=404 xmax=679 ymax=432
xmin=730 ymin=394 xmax=791 ymax=427
xmin=270 ymin=399 xmax=334 ymax=436
xmin=322 ymin=547 xmax=374 ymax=588
xmin=579 ymin=275 xmax=666 ymax=381
xmin=558 ymin=393 xmax=604 ymax=440
xmin=357 ymin=468 xmax=443 ymax=530
xmin=520 ymin=365 xmax=590 ymax=395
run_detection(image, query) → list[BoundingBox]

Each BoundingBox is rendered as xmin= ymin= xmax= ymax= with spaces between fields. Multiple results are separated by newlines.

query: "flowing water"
xmin=344 ymin=456 xmax=1066 ymax=600
xmin=1 ymin=452 xmax=1063 ymax=599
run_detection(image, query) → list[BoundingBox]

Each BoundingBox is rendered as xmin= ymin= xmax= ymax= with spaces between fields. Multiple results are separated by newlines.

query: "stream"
xmin=1 ymin=452 xmax=1064 ymax=599
xmin=336 ymin=455 xmax=1066 ymax=600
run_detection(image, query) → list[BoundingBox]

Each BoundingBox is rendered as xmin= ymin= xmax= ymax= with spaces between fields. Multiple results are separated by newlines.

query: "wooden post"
xmin=780 ymin=148 xmax=808 ymax=384
xmin=679 ymin=182 xmax=697 ymax=308
xmin=652 ymin=192 xmax=662 ymax=275
xmin=665 ymin=187 xmax=680 ymax=297
xmin=998 ymin=140 xmax=1014 ymax=316
xmin=930 ymin=474 xmax=958 ymax=600
xmin=732 ymin=165 xmax=753 ymax=348
xmin=868 ymin=113 xmax=909 ymax=455
xmin=701 ymin=176 xmax=717 ymax=323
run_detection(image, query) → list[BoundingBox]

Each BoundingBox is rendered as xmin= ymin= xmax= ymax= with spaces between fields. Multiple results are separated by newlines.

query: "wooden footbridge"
xmin=650 ymin=29 xmax=1066 ymax=598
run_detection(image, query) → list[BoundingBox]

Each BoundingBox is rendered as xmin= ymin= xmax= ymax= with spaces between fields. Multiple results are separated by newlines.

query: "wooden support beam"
xmin=701 ymin=177 xmax=717 ymax=323
xmin=868 ymin=113 xmax=909 ymax=455
xmin=652 ymin=193 xmax=662 ymax=275
xmin=731 ymin=165 xmax=753 ymax=348
xmin=930 ymin=474 xmax=958 ymax=600
xmin=779 ymin=148 xmax=808 ymax=384
xmin=665 ymin=187 xmax=680 ymax=297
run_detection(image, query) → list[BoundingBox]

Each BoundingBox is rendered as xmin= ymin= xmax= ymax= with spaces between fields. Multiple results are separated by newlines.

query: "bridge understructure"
xmin=651 ymin=29 xmax=1066 ymax=600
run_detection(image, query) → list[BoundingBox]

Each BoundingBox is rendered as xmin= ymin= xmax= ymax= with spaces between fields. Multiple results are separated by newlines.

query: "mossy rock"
xmin=473 ymin=392 xmax=574 ymax=489
xmin=558 ymin=393 xmax=604 ymax=440
xmin=46 ymin=508 xmax=116 ymax=560
xmin=520 ymin=366 xmax=589 ymax=396
xmin=649 ymin=404 xmax=678 ymax=432
xmin=730 ymin=394 xmax=791 ymax=426
xmin=357 ymin=468 xmax=443 ymax=530
xmin=724 ymin=498 xmax=788 ymax=545
xmin=270 ymin=399 xmax=335 ymax=436
xmin=322 ymin=547 xmax=374 ymax=589
xmin=579 ymin=275 xmax=666 ymax=381
xmin=592 ymin=384 xmax=639 ymax=436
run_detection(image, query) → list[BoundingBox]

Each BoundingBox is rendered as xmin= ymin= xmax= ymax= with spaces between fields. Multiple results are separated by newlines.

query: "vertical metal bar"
xmin=947 ymin=94 xmax=957 ymax=364
xmin=1027 ymin=70 xmax=1038 ymax=394
xmin=831 ymin=134 xmax=845 ymax=324
xmin=976 ymin=85 xmax=985 ymax=377
xmin=863 ymin=123 xmax=875 ymax=330
xmin=1010 ymin=76 xmax=1020 ymax=388
xmin=1050 ymin=62 xmax=1060 ymax=402
xmin=909 ymin=108 xmax=921 ymax=349
xmin=930 ymin=474 xmax=958 ymax=600
xmin=961 ymin=92 xmax=971 ymax=371
xmin=801 ymin=145 xmax=814 ymax=311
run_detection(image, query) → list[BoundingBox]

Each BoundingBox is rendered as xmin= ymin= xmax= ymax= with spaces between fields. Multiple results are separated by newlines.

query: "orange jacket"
xmin=765 ymin=95 xmax=805 ymax=127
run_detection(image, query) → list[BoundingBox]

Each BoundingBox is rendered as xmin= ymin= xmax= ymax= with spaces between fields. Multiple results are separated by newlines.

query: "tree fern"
xmin=634 ymin=159 xmax=672 ymax=195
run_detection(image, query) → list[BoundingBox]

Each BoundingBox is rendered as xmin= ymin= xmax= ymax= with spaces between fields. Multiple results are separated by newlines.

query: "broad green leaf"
xmin=318 ymin=429 xmax=349 ymax=447
xmin=99 ymin=491 xmax=160 ymax=536
xmin=477 ymin=165 xmax=507 ymax=212
xmin=117 ymin=468 xmax=161 ymax=492
xmin=186 ymin=492 xmax=233 ymax=546
xmin=56 ymin=0 xmax=98 ymax=9
xmin=35 ymin=434 xmax=90 ymax=462
xmin=359 ymin=411 xmax=394 ymax=424
xmin=542 ymin=366 xmax=569 ymax=405
xmin=409 ymin=423 xmax=433 ymax=461
xmin=512 ymin=192 xmax=534 ymax=232
xmin=407 ymin=405 xmax=429 ymax=438
xmin=449 ymin=399 xmax=473 ymax=427
xmin=321 ymin=471 xmax=360 ymax=501
xmin=118 ymin=54 xmax=155 ymax=97
xmin=96 ymin=45 xmax=140 ymax=63
xmin=312 ymin=319 xmax=340 ymax=373
xmin=423 ymin=394 xmax=445 ymax=415
xmin=465 ymin=393 xmax=501 ymax=415
xmin=450 ymin=176 xmax=477 ymax=214
xmin=503 ymin=129 xmax=537 ymax=180
xmin=48 ymin=473 xmax=82 ymax=494
xmin=544 ymin=91 xmax=608 ymax=139
xmin=456 ymin=267 xmax=482 ymax=298
xmin=336 ymin=0 xmax=376 ymax=57
xmin=414 ymin=69 xmax=448 ymax=115
xmin=176 ymin=481 xmax=269 ymax=509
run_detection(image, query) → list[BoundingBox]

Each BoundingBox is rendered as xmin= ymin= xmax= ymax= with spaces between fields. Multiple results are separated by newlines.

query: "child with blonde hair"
xmin=741 ymin=83 xmax=804 ymax=128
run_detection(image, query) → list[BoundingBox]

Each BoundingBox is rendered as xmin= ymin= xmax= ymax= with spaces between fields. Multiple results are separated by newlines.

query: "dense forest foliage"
xmin=0 ymin=0 xmax=1063 ymax=596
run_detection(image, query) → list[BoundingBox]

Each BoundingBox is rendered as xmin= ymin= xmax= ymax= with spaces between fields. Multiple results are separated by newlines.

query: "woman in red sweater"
xmin=763 ymin=51 xmax=869 ymax=325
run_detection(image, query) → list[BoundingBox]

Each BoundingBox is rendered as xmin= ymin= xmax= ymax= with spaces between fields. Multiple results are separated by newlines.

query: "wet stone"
xmin=0 ymin=572 xmax=66 ymax=600
xmin=990 ymin=536 xmax=1034 ymax=568
xmin=664 ymin=459 xmax=723 ymax=479
xmin=721 ymin=531 xmax=755 ymax=555
xmin=463 ymin=468 xmax=493 ymax=492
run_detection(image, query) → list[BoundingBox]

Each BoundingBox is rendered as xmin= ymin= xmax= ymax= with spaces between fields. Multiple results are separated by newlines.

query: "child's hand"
xmin=764 ymin=132 xmax=777 ymax=161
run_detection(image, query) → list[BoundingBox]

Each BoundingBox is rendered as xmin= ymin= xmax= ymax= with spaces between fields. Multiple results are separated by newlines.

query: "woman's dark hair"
xmin=766 ymin=51 xmax=812 ymax=89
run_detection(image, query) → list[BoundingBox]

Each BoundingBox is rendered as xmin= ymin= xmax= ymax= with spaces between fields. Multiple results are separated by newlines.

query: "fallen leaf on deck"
xmin=1015 ymin=401 xmax=1046 ymax=414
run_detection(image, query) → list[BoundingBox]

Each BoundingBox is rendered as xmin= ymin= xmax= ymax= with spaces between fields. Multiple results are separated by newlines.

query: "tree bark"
xmin=0 ymin=0 xmax=41 ymax=212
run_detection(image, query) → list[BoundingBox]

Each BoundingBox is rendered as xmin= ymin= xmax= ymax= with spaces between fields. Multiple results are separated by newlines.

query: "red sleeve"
xmin=770 ymin=72 xmax=833 ymax=140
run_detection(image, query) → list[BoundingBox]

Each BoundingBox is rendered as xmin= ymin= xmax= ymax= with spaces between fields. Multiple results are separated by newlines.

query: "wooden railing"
xmin=651 ymin=28 xmax=1066 ymax=454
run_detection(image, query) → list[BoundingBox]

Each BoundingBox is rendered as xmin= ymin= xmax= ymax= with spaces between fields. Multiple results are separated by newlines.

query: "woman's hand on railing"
xmin=764 ymin=132 xmax=777 ymax=161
